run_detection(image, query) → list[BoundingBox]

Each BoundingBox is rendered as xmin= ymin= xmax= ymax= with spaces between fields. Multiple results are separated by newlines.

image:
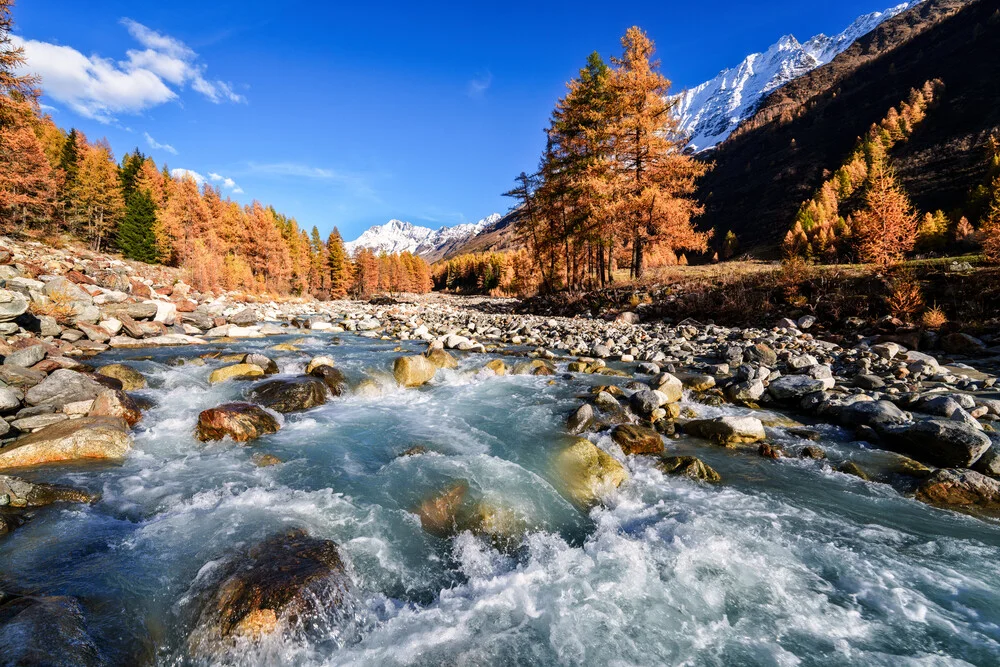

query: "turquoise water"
xmin=2 ymin=333 xmax=1000 ymax=666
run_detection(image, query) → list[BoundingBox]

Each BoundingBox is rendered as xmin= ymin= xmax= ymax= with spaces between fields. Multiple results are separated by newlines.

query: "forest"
xmin=0 ymin=0 xmax=431 ymax=298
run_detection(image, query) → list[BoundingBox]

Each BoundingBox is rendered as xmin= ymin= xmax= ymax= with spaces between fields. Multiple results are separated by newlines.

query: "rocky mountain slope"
xmin=696 ymin=0 xmax=997 ymax=251
xmin=345 ymin=214 xmax=501 ymax=260
xmin=674 ymin=1 xmax=920 ymax=152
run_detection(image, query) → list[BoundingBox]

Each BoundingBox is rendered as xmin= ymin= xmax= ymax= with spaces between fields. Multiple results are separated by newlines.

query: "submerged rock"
xmin=0 ymin=416 xmax=132 ymax=470
xmin=308 ymin=365 xmax=347 ymax=396
xmin=393 ymin=354 xmax=438 ymax=387
xmin=415 ymin=482 xmax=469 ymax=538
xmin=554 ymin=438 xmax=628 ymax=509
xmin=484 ymin=359 xmax=507 ymax=376
xmin=684 ymin=416 xmax=766 ymax=446
xmin=0 ymin=474 xmax=98 ymax=507
xmin=0 ymin=594 xmax=103 ymax=666
xmin=96 ymin=364 xmax=146 ymax=391
xmin=610 ymin=424 xmax=663 ymax=455
xmin=656 ymin=456 xmax=721 ymax=483
xmin=197 ymin=403 xmax=281 ymax=443
xmin=915 ymin=469 xmax=1000 ymax=511
xmin=188 ymin=529 xmax=349 ymax=652
xmin=246 ymin=378 xmax=328 ymax=413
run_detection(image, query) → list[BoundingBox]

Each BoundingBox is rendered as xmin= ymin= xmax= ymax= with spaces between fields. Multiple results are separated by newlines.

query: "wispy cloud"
xmin=466 ymin=71 xmax=493 ymax=99
xmin=13 ymin=18 xmax=245 ymax=122
xmin=208 ymin=171 xmax=243 ymax=194
xmin=246 ymin=162 xmax=380 ymax=201
xmin=170 ymin=168 xmax=206 ymax=185
xmin=144 ymin=131 xmax=177 ymax=155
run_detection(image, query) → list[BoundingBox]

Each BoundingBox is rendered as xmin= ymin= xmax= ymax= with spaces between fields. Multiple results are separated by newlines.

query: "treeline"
xmin=0 ymin=1 xmax=430 ymax=298
xmin=783 ymin=79 xmax=1000 ymax=265
xmin=503 ymin=27 xmax=709 ymax=292
xmin=431 ymin=249 xmax=536 ymax=296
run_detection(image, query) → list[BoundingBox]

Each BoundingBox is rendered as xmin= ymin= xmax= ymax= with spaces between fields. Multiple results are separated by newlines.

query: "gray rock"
xmin=43 ymin=276 xmax=91 ymax=303
xmin=881 ymin=419 xmax=992 ymax=468
xmin=726 ymin=379 xmax=765 ymax=402
xmin=567 ymin=403 xmax=594 ymax=435
xmin=684 ymin=415 xmax=766 ymax=446
xmin=840 ymin=400 xmax=909 ymax=428
xmin=229 ymin=308 xmax=258 ymax=326
xmin=3 ymin=345 xmax=46 ymax=369
xmin=768 ymin=375 xmax=827 ymax=400
xmin=25 ymin=369 xmax=107 ymax=407
xmin=920 ymin=396 xmax=961 ymax=418
xmin=973 ymin=441 xmax=1000 ymax=478
xmin=0 ymin=289 xmax=29 ymax=322
xmin=629 ymin=389 xmax=668 ymax=416
xmin=0 ymin=387 xmax=21 ymax=413
xmin=797 ymin=315 xmax=817 ymax=330
xmin=854 ymin=374 xmax=885 ymax=390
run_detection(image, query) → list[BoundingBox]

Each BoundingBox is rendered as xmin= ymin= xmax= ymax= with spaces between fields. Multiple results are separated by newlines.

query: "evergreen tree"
xmin=326 ymin=227 xmax=350 ymax=297
xmin=116 ymin=189 xmax=159 ymax=262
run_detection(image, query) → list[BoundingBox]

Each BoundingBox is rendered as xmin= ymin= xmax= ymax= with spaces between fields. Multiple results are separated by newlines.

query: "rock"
xmin=768 ymin=375 xmax=827 ymax=400
xmin=0 ymin=365 xmax=46 ymax=389
xmin=615 ymin=311 xmax=640 ymax=325
xmin=252 ymin=453 xmax=282 ymax=467
xmin=101 ymin=301 xmax=158 ymax=321
xmin=97 ymin=363 xmax=146 ymax=390
xmin=675 ymin=372 xmax=716 ymax=392
xmin=154 ymin=300 xmax=177 ymax=325
xmin=0 ymin=416 xmax=132 ymax=470
xmin=745 ymin=343 xmax=777 ymax=367
xmin=0 ymin=386 xmax=20 ymax=413
xmin=656 ymin=456 xmax=721 ymax=483
xmin=854 ymin=374 xmax=886 ymax=390
xmin=554 ymin=438 xmax=628 ymax=508
xmin=10 ymin=413 xmax=68 ymax=431
xmin=629 ymin=389 xmax=669 ymax=416
xmin=800 ymin=445 xmax=826 ymax=460
xmin=840 ymin=400 xmax=909 ymax=428
xmin=88 ymin=389 xmax=142 ymax=427
xmin=0 ymin=474 xmax=98 ymax=507
xmin=414 ymin=482 xmax=468 ymax=538
xmin=25 ymin=369 xmax=106 ymax=407
xmin=758 ymin=443 xmax=782 ymax=459
xmin=726 ymin=380 xmax=765 ymax=403
xmin=838 ymin=461 xmax=870 ymax=481
xmin=209 ymin=363 xmax=265 ymax=385
xmin=881 ymin=420 xmax=992 ymax=468
xmin=0 ymin=289 xmax=28 ymax=322
xmin=304 ymin=356 xmax=336 ymax=375
xmin=308 ymin=365 xmax=347 ymax=396
xmin=393 ymin=355 xmax=438 ymax=387
xmin=0 ymin=595 xmax=103 ymax=667
xmin=797 ymin=315 xmax=816 ymax=330
xmin=196 ymin=403 xmax=281 ymax=443
xmin=466 ymin=502 xmax=528 ymax=552
xmin=43 ymin=276 xmax=91 ymax=303
xmin=940 ymin=333 xmax=987 ymax=355
xmin=566 ymin=403 xmax=594 ymax=435
xmin=425 ymin=348 xmax=458 ymax=370
xmin=484 ymin=359 xmax=507 ymax=376
xmin=973 ymin=442 xmax=1000 ymax=478
xmin=684 ymin=416 xmax=766 ymax=446
xmin=244 ymin=353 xmax=279 ymax=375
xmin=611 ymin=424 xmax=663 ymax=455
xmin=915 ymin=469 xmax=1000 ymax=510
xmin=651 ymin=373 xmax=684 ymax=403
xmin=228 ymin=308 xmax=258 ymax=326
xmin=245 ymin=378 xmax=328 ymax=413
xmin=188 ymin=529 xmax=348 ymax=651
xmin=354 ymin=379 xmax=383 ymax=398
xmin=3 ymin=344 xmax=46 ymax=369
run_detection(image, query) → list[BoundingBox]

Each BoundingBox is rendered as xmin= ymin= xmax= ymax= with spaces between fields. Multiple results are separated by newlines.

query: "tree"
xmin=0 ymin=0 xmax=39 ymax=128
xmin=0 ymin=107 xmax=56 ymax=229
xmin=982 ymin=177 xmax=1000 ymax=264
xmin=605 ymin=27 xmax=709 ymax=278
xmin=915 ymin=210 xmax=949 ymax=253
xmin=853 ymin=161 xmax=918 ymax=265
xmin=69 ymin=139 xmax=125 ymax=250
xmin=721 ymin=230 xmax=739 ymax=259
xmin=116 ymin=188 xmax=159 ymax=263
xmin=326 ymin=227 xmax=351 ymax=298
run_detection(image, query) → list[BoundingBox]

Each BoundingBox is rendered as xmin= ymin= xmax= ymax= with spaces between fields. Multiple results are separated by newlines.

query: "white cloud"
xmin=144 ymin=131 xmax=177 ymax=155
xmin=467 ymin=72 xmax=493 ymax=99
xmin=171 ymin=168 xmax=206 ymax=185
xmin=208 ymin=171 xmax=241 ymax=192
xmin=13 ymin=18 xmax=245 ymax=122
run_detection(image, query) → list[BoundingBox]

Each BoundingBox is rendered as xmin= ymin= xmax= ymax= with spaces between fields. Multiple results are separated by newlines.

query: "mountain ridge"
xmin=344 ymin=214 xmax=502 ymax=259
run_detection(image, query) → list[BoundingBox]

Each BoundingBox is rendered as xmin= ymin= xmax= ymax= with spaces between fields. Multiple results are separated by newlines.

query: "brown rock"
xmin=0 ymin=416 xmax=132 ymax=470
xmin=97 ymin=363 xmax=147 ymax=390
xmin=88 ymin=389 xmax=143 ymax=427
xmin=656 ymin=456 xmax=721 ymax=483
xmin=915 ymin=469 xmax=1000 ymax=510
xmin=610 ymin=424 xmax=664 ymax=455
xmin=196 ymin=403 xmax=281 ymax=443
xmin=415 ymin=482 xmax=468 ymax=538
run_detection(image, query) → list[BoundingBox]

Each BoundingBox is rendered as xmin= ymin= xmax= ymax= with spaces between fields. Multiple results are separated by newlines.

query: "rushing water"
xmin=3 ymin=332 xmax=1000 ymax=666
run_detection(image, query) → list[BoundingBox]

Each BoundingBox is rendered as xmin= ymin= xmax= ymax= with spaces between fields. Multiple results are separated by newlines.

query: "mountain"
xmin=674 ymin=1 xmax=922 ymax=152
xmin=696 ymin=0 xmax=997 ymax=251
xmin=344 ymin=214 xmax=502 ymax=260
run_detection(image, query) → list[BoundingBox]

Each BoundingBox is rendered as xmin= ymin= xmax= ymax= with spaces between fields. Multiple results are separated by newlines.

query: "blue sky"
xmin=13 ymin=0 xmax=902 ymax=241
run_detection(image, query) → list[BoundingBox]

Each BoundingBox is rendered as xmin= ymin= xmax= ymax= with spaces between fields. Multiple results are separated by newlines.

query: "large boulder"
xmin=245 ymin=378 xmax=328 ymax=413
xmin=393 ymin=355 xmax=438 ymax=387
xmin=0 ymin=594 xmax=103 ymax=667
xmin=915 ymin=469 xmax=1000 ymax=510
xmin=97 ymin=364 xmax=146 ymax=391
xmin=651 ymin=373 xmax=684 ymax=403
xmin=187 ymin=530 xmax=349 ymax=653
xmin=554 ymin=438 xmax=628 ymax=509
xmin=881 ymin=420 xmax=992 ymax=468
xmin=684 ymin=416 xmax=766 ymax=446
xmin=3 ymin=344 xmax=46 ymax=369
xmin=768 ymin=375 xmax=827 ymax=400
xmin=25 ymin=369 xmax=106 ymax=407
xmin=0 ymin=474 xmax=98 ymax=507
xmin=196 ymin=403 xmax=281 ymax=443
xmin=0 ymin=416 xmax=132 ymax=470
xmin=308 ymin=365 xmax=347 ymax=396
xmin=0 ymin=289 xmax=28 ymax=322
xmin=43 ymin=277 xmax=91 ymax=303
xmin=425 ymin=348 xmax=458 ymax=370
xmin=610 ymin=424 xmax=664 ymax=455
xmin=656 ymin=456 xmax=721 ymax=483
xmin=839 ymin=400 xmax=910 ymax=429
xmin=414 ymin=482 xmax=469 ymax=538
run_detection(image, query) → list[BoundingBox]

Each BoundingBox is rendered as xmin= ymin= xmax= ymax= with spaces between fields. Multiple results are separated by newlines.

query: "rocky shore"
xmin=3 ymin=234 xmax=1000 ymax=660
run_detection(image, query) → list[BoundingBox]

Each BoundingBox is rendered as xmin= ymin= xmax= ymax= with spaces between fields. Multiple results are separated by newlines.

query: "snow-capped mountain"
xmin=345 ymin=214 xmax=502 ymax=258
xmin=674 ymin=1 xmax=922 ymax=152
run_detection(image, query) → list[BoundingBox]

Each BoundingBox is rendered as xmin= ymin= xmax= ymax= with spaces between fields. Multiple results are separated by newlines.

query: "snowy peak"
xmin=344 ymin=213 xmax=502 ymax=258
xmin=675 ymin=1 xmax=922 ymax=152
